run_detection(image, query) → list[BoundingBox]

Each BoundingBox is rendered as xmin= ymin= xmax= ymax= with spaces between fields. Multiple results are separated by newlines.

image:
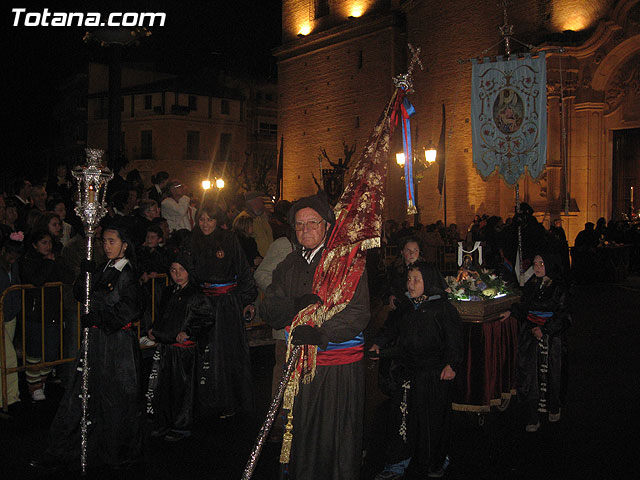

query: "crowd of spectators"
xmin=380 ymin=203 xmax=640 ymax=284
xmin=0 ymin=163 xmax=287 ymax=409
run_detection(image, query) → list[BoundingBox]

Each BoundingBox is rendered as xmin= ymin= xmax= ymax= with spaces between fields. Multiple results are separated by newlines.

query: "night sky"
xmin=5 ymin=0 xmax=281 ymax=185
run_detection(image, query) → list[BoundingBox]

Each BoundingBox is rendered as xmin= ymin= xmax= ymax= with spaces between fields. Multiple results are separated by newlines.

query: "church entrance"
xmin=612 ymin=128 xmax=640 ymax=220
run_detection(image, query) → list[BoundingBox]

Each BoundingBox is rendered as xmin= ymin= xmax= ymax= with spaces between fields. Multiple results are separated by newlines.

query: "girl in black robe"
xmin=145 ymin=250 xmax=214 ymax=441
xmin=370 ymin=261 xmax=463 ymax=479
xmin=29 ymin=222 xmax=144 ymax=471
xmin=187 ymin=202 xmax=257 ymax=417
xmin=508 ymin=252 xmax=570 ymax=432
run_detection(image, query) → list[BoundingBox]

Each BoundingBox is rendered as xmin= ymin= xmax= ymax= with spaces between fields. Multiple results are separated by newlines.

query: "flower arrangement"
xmin=446 ymin=268 xmax=514 ymax=301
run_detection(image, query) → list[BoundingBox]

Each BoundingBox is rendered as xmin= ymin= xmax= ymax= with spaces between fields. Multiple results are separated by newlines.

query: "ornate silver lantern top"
xmin=72 ymin=148 xmax=114 ymax=229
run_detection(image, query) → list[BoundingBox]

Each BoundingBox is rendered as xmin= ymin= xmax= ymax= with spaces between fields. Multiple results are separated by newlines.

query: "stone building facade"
xmin=276 ymin=0 xmax=639 ymax=243
xmin=87 ymin=64 xmax=278 ymax=194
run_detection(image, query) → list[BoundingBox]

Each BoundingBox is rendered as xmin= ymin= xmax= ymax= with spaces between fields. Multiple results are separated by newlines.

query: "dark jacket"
xmin=152 ymin=282 xmax=213 ymax=345
xmin=137 ymin=245 xmax=169 ymax=275
xmin=19 ymin=251 xmax=73 ymax=323
xmin=375 ymin=293 xmax=464 ymax=373
xmin=511 ymin=275 xmax=569 ymax=337
xmin=260 ymin=246 xmax=370 ymax=344
xmin=74 ymin=260 xmax=142 ymax=333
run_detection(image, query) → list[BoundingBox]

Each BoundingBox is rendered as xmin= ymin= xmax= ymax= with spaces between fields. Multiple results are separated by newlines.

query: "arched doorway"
xmin=612 ymin=128 xmax=640 ymax=219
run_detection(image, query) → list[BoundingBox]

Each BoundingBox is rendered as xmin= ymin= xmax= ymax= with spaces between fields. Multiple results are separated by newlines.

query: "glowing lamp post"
xmin=71 ymin=148 xmax=113 ymax=474
xmin=424 ymin=141 xmax=437 ymax=164
xmin=396 ymin=142 xmax=437 ymax=226
xmin=215 ymin=178 xmax=225 ymax=189
xmin=202 ymin=180 xmax=211 ymax=190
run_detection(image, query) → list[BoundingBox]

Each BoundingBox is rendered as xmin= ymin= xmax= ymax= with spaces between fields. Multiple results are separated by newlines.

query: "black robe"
xmin=260 ymin=247 xmax=371 ymax=480
xmin=374 ymin=294 xmax=463 ymax=477
xmin=146 ymin=282 xmax=214 ymax=431
xmin=45 ymin=260 xmax=144 ymax=468
xmin=512 ymin=274 xmax=569 ymax=416
xmin=188 ymin=228 xmax=257 ymax=415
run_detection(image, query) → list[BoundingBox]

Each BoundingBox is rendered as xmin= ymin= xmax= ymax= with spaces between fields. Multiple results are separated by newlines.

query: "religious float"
xmin=443 ymin=1 xmax=558 ymax=422
xmin=446 ymin=246 xmax=520 ymax=420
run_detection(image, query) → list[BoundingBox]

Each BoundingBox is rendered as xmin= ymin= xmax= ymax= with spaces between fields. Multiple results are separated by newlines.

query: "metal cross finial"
xmin=393 ymin=43 xmax=424 ymax=93
xmin=407 ymin=43 xmax=424 ymax=76
xmin=499 ymin=0 xmax=514 ymax=56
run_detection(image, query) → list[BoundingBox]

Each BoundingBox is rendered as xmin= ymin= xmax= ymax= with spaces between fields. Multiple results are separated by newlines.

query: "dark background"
xmin=5 ymin=0 xmax=282 ymax=184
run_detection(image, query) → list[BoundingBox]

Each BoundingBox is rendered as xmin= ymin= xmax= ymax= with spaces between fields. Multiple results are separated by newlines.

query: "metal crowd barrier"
xmin=0 ymin=275 xmax=169 ymax=413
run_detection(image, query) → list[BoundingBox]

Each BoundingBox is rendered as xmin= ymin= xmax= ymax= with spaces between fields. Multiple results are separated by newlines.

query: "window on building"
xmin=358 ymin=50 xmax=363 ymax=69
xmin=221 ymin=99 xmax=230 ymax=115
xmin=144 ymin=95 xmax=152 ymax=110
xmin=314 ymin=0 xmax=329 ymax=18
xmin=259 ymin=122 xmax=278 ymax=136
xmin=218 ymin=133 xmax=232 ymax=162
xmin=186 ymin=130 xmax=200 ymax=160
xmin=189 ymin=95 xmax=198 ymax=111
xmin=141 ymin=130 xmax=153 ymax=159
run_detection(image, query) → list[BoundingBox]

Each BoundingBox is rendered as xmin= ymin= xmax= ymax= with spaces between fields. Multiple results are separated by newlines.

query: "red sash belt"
xmin=527 ymin=311 xmax=553 ymax=326
xmin=316 ymin=345 xmax=364 ymax=366
xmin=201 ymin=282 xmax=237 ymax=296
xmin=172 ymin=340 xmax=196 ymax=348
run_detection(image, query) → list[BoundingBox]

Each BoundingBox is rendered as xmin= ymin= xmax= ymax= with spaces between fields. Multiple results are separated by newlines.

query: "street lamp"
xmin=396 ymin=143 xmax=438 ymax=226
xmin=202 ymin=180 xmax=211 ymax=190
xmin=424 ymin=141 xmax=437 ymax=164
xmin=215 ymin=178 xmax=225 ymax=189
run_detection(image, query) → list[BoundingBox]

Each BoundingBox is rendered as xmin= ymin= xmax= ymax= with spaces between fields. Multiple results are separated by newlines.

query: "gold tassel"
xmin=279 ymin=408 xmax=294 ymax=463
xmin=280 ymin=368 xmax=298 ymax=464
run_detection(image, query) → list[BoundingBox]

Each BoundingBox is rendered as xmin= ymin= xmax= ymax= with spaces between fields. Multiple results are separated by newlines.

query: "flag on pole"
xmin=279 ymin=43 xmax=423 ymax=465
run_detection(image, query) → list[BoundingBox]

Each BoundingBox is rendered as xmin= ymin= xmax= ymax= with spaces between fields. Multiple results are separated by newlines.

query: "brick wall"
xmin=278 ymin=19 xmax=400 ymax=201
xmin=278 ymin=0 xmax=624 ymax=240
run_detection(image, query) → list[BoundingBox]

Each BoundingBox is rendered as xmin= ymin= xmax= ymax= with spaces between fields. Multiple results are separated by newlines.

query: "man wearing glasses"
xmin=260 ymin=190 xmax=370 ymax=480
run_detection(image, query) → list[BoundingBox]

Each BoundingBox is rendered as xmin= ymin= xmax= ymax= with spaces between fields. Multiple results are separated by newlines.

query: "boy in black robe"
xmin=370 ymin=261 xmax=463 ymax=479
xmin=146 ymin=250 xmax=214 ymax=441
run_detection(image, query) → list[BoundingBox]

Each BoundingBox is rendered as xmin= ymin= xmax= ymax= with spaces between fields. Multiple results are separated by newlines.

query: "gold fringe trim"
xmin=451 ymin=391 xmax=517 ymax=412
xmin=361 ymin=237 xmax=381 ymax=250
xmin=451 ymin=402 xmax=491 ymax=413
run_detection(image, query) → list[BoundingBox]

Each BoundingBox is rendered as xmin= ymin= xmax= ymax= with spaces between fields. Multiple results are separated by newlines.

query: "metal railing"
xmin=0 ymin=275 xmax=169 ymax=412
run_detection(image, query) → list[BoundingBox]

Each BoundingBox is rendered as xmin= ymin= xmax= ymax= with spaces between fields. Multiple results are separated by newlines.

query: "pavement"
xmin=1 ymin=278 xmax=639 ymax=479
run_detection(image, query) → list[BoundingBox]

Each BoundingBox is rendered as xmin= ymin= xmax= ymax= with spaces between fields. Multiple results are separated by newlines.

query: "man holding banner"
xmin=260 ymin=190 xmax=370 ymax=480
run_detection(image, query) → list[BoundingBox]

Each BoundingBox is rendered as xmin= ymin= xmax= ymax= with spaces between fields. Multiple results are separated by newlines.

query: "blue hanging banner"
xmin=471 ymin=52 xmax=547 ymax=185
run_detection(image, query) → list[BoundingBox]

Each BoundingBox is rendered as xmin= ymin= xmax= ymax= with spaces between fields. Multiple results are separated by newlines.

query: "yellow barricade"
xmin=0 ymin=274 xmax=169 ymax=413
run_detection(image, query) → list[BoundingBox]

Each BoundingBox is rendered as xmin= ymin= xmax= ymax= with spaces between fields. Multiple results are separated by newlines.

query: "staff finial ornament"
xmin=393 ymin=43 xmax=424 ymax=93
